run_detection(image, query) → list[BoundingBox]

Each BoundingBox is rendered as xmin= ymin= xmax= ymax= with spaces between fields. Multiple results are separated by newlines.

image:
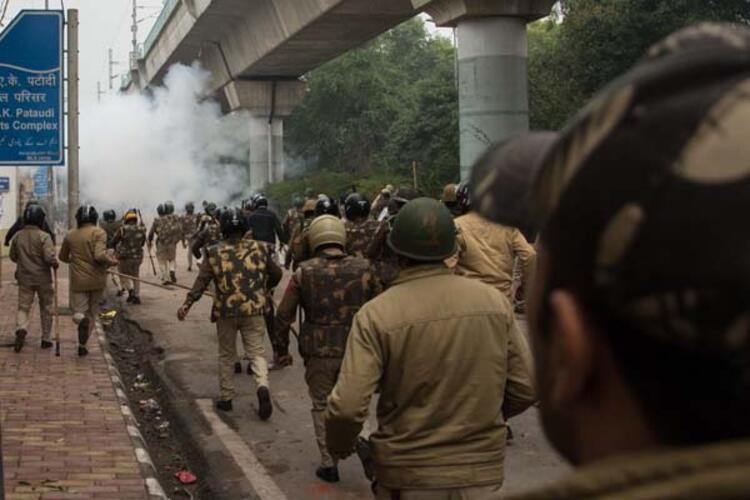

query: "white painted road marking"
xmin=196 ymin=398 xmax=288 ymax=500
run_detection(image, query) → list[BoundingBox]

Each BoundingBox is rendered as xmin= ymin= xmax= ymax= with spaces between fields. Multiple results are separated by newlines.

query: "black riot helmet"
xmin=75 ymin=205 xmax=99 ymax=227
xmin=344 ymin=193 xmax=371 ymax=219
xmin=315 ymin=195 xmax=340 ymax=218
xmin=156 ymin=204 xmax=166 ymax=216
xmin=23 ymin=203 xmax=46 ymax=228
xmin=185 ymin=202 xmax=195 ymax=215
xmin=102 ymin=209 xmax=116 ymax=222
xmin=219 ymin=207 xmax=247 ymax=236
xmin=254 ymin=194 xmax=268 ymax=209
xmin=165 ymin=201 xmax=175 ymax=215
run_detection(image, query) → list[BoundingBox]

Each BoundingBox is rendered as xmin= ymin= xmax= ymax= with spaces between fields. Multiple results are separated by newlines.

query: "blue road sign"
xmin=0 ymin=176 xmax=9 ymax=192
xmin=0 ymin=11 xmax=64 ymax=165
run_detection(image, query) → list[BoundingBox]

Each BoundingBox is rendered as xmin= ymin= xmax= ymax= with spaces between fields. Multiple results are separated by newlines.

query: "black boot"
xmin=14 ymin=329 xmax=27 ymax=353
xmin=131 ymin=296 xmax=142 ymax=305
xmin=170 ymin=271 xmax=177 ymax=283
xmin=257 ymin=387 xmax=272 ymax=421
xmin=41 ymin=340 xmax=53 ymax=349
xmin=215 ymin=399 xmax=233 ymax=412
xmin=247 ymin=363 xmax=254 ymax=376
xmin=126 ymin=290 xmax=135 ymax=303
xmin=316 ymin=466 xmax=340 ymax=483
xmin=78 ymin=318 xmax=90 ymax=357
xmin=234 ymin=362 xmax=242 ymax=374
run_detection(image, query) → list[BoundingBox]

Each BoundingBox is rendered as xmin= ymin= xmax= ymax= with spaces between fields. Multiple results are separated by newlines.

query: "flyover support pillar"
xmin=423 ymin=0 xmax=556 ymax=180
xmin=225 ymin=80 xmax=306 ymax=191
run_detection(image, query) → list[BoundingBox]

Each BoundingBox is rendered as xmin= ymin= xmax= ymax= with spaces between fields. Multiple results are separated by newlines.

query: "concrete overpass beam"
xmin=224 ymin=79 xmax=306 ymax=190
xmin=423 ymin=0 xmax=555 ymax=180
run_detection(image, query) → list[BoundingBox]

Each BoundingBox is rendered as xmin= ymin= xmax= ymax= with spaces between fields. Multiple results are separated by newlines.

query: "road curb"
xmin=96 ymin=326 xmax=169 ymax=499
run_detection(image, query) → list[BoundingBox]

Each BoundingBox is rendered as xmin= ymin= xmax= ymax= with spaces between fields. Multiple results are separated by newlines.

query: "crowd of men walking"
xmin=5 ymin=23 xmax=750 ymax=499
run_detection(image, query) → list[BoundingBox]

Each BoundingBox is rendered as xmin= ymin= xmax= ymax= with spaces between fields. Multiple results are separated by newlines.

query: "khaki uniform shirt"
xmin=9 ymin=226 xmax=57 ymax=287
xmin=449 ymin=212 xmax=536 ymax=297
xmin=326 ymin=265 xmax=535 ymax=490
xmin=509 ymin=439 xmax=750 ymax=500
xmin=59 ymin=225 xmax=113 ymax=292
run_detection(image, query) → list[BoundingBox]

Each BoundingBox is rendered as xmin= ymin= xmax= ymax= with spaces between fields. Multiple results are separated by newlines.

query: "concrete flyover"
xmin=125 ymin=0 xmax=555 ymax=189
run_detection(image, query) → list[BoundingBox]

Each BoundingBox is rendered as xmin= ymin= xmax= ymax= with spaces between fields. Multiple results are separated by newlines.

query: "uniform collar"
xmin=509 ymin=438 xmax=750 ymax=500
xmin=391 ymin=263 xmax=452 ymax=286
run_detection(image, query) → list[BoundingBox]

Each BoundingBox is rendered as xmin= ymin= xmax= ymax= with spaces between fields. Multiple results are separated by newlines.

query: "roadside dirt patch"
xmin=103 ymin=309 xmax=216 ymax=499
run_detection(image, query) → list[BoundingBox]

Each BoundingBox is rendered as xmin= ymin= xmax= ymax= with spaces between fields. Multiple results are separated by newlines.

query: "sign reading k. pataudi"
xmin=0 ymin=10 xmax=64 ymax=165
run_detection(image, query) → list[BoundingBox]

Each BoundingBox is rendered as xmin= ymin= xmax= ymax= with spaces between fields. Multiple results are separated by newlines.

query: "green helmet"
xmin=205 ymin=202 xmax=217 ymax=216
xmin=308 ymin=215 xmax=346 ymax=253
xmin=304 ymin=188 xmax=315 ymax=198
xmin=387 ymin=198 xmax=457 ymax=261
xmin=292 ymin=194 xmax=304 ymax=209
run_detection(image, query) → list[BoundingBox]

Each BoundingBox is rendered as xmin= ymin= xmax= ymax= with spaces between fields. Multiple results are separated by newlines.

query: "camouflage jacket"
xmin=274 ymin=247 xmax=380 ymax=359
xmin=100 ymin=220 xmax=122 ymax=248
xmin=111 ymin=224 xmax=147 ymax=261
xmin=148 ymin=214 xmax=182 ymax=247
xmin=289 ymin=217 xmax=313 ymax=268
xmin=185 ymin=236 xmax=282 ymax=322
xmin=181 ymin=213 xmax=199 ymax=239
xmin=282 ymin=208 xmax=304 ymax=242
xmin=345 ymin=218 xmax=379 ymax=258
xmin=190 ymin=216 xmax=222 ymax=259
xmin=365 ymin=217 xmax=400 ymax=286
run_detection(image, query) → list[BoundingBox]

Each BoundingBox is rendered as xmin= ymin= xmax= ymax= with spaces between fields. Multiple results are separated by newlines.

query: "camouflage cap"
xmin=473 ymin=23 xmax=750 ymax=352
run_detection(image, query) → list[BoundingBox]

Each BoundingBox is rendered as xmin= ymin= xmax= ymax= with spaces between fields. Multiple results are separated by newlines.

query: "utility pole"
xmin=130 ymin=0 xmax=138 ymax=71
xmin=97 ymin=81 xmax=105 ymax=103
xmin=67 ymin=9 xmax=79 ymax=230
xmin=108 ymin=48 xmax=119 ymax=90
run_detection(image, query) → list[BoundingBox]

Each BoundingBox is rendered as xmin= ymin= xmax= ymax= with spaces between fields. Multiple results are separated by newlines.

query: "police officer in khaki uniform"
xmin=326 ymin=198 xmax=535 ymax=498
xmin=448 ymin=181 xmax=536 ymax=299
xmin=110 ymin=209 xmax=147 ymax=304
xmin=9 ymin=204 xmax=58 ymax=352
xmin=178 ymin=208 xmax=282 ymax=418
xmin=59 ymin=206 xmax=118 ymax=357
xmin=473 ymin=24 xmax=750 ymax=500
xmin=343 ymin=193 xmax=379 ymax=258
xmin=273 ymin=215 xmax=380 ymax=483
xmin=100 ymin=209 xmax=123 ymax=293
xmin=287 ymin=198 xmax=317 ymax=270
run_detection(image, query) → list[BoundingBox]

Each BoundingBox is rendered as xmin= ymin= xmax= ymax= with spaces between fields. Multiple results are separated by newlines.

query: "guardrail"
xmin=142 ymin=0 xmax=179 ymax=59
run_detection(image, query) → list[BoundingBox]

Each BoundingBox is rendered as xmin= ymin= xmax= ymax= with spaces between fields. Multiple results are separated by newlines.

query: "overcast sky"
xmin=1 ymin=0 xmax=164 ymax=109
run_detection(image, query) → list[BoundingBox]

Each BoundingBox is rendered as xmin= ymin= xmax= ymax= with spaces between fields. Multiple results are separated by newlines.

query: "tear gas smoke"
xmin=80 ymin=63 xmax=251 ymax=216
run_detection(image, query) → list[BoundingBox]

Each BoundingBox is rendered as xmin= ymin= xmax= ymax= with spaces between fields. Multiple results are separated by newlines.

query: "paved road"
xmin=123 ymin=247 xmax=568 ymax=499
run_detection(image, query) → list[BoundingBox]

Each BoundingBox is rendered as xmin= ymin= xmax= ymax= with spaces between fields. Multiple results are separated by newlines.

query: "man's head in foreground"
xmin=473 ymin=23 xmax=750 ymax=464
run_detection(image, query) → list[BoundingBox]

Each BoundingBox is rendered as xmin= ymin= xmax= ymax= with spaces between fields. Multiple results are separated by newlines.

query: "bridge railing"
xmin=142 ymin=0 xmax=180 ymax=59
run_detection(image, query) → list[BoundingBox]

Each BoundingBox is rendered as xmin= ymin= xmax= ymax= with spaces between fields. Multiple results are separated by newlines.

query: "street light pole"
xmin=67 ymin=9 xmax=79 ymax=230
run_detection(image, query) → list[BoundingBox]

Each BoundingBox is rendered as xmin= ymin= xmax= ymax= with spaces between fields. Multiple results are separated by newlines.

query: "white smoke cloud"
xmin=80 ymin=63 xmax=251 ymax=215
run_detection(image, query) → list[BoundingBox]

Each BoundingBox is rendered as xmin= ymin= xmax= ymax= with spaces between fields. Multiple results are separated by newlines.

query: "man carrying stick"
xmin=9 ymin=204 xmax=59 ymax=352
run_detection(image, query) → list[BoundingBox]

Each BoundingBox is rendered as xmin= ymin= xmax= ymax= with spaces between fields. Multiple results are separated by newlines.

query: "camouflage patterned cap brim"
xmin=471 ymin=131 xmax=558 ymax=235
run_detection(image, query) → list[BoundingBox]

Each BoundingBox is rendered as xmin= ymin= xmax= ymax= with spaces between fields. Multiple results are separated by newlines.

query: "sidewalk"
xmin=0 ymin=262 xmax=150 ymax=499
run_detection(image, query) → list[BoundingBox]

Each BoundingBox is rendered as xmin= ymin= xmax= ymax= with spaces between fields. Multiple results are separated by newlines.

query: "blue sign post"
xmin=0 ymin=11 xmax=64 ymax=165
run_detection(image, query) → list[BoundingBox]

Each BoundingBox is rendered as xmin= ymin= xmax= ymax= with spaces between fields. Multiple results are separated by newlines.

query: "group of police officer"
xmin=6 ymin=22 xmax=750 ymax=499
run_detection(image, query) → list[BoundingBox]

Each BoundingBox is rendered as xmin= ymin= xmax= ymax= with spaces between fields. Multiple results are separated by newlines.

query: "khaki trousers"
xmin=216 ymin=315 xmax=269 ymax=401
xmin=304 ymin=357 xmax=342 ymax=468
xmin=16 ymin=283 xmax=54 ymax=341
xmin=71 ymin=289 xmax=103 ymax=344
xmin=375 ymin=484 xmax=503 ymax=500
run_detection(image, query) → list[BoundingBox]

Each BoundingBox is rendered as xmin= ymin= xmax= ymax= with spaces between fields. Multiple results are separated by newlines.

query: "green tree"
xmin=284 ymin=18 xmax=459 ymax=197
xmin=529 ymin=0 xmax=750 ymax=130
